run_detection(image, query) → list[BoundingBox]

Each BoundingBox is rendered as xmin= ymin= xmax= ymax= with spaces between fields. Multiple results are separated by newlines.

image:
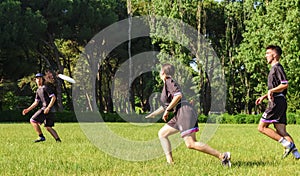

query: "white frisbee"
xmin=58 ymin=74 xmax=76 ymax=84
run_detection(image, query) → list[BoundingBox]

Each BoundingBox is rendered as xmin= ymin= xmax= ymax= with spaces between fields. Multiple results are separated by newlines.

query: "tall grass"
xmin=0 ymin=123 xmax=299 ymax=175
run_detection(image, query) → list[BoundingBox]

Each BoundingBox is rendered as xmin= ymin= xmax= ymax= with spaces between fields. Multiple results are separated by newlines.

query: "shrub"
xmin=287 ymin=112 xmax=297 ymax=124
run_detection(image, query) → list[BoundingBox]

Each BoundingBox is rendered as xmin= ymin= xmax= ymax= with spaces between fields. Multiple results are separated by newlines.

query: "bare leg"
xmin=45 ymin=127 xmax=60 ymax=140
xmin=274 ymin=123 xmax=293 ymax=142
xmin=257 ymin=121 xmax=282 ymax=141
xmin=158 ymin=124 xmax=179 ymax=164
xmin=30 ymin=120 xmax=43 ymax=136
xmin=183 ymin=133 xmax=223 ymax=160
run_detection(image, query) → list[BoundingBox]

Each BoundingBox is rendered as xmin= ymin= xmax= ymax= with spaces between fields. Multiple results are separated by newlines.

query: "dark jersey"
xmin=160 ymin=77 xmax=185 ymax=109
xmin=35 ymin=85 xmax=56 ymax=112
xmin=160 ymin=77 xmax=198 ymax=137
xmin=268 ymin=63 xmax=288 ymax=96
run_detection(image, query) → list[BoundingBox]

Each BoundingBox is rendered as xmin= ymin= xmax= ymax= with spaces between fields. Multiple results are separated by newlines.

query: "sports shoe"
xmin=34 ymin=137 xmax=46 ymax=143
xmin=56 ymin=138 xmax=61 ymax=142
xmin=221 ymin=152 xmax=231 ymax=167
xmin=292 ymin=148 xmax=300 ymax=160
xmin=282 ymin=142 xmax=295 ymax=159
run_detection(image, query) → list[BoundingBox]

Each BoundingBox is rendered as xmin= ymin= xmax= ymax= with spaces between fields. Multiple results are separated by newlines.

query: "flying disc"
xmin=58 ymin=74 xmax=76 ymax=84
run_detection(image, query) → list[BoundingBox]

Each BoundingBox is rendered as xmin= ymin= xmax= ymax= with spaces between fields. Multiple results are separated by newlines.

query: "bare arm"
xmin=44 ymin=95 xmax=56 ymax=114
xmin=22 ymin=101 xmax=39 ymax=115
xmin=162 ymin=93 xmax=182 ymax=122
xmin=145 ymin=106 xmax=165 ymax=118
xmin=256 ymin=83 xmax=288 ymax=105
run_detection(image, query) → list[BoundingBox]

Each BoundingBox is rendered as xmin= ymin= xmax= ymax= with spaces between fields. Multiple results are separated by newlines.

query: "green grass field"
xmin=1 ymin=123 xmax=299 ymax=176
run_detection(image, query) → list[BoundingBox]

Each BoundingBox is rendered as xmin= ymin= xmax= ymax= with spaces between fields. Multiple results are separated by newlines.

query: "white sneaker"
xmin=221 ymin=152 xmax=231 ymax=167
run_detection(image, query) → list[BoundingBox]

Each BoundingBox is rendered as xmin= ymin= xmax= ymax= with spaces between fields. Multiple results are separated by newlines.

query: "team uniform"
xmin=161 ymin=77 xmax=198 ymax=137
xmin=261 ymin=63 xmax=288 ymax=124
xmin=31 ymin=85 xmax=56 ymax=127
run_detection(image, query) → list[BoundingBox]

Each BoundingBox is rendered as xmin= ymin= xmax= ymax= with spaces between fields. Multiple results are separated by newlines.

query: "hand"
xmin=162 ymin=111 xmax=169 ymax=122
xmin=255 ymin=97 xmax=263 ymax=105
xmin=255 ymin=94 xmax=268 ymax=105
xmin=267 ymin=90 xmax=274 ymax=102
xmin=22 ymin=109 xmax=28 ymax=115
xmin=44 ymin=107 xmax=50 ymax=114
xmin=145 ymin=113 xmax=155 ymax=119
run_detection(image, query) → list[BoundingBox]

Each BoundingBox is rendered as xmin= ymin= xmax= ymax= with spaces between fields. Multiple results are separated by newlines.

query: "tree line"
xmin=1 ymin=0 xmax=299 ymax=116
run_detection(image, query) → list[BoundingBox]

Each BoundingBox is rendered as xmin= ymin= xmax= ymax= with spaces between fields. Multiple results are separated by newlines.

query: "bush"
xmin=245 ymin=114 xmax=261 ymax=124
xmin=287 ymin=112 xmax=297 ymax=124
xmin=56 ymin=111 xmax=77 ymax=122
xmin=198 ymin=114 xmax=208 ymax=123
xmin=1 ymin=110 xmax=300 ymax=124
xmin=222 ymin=113 xmax=235 ymax=124
xmin=0 ymin=110 xmax=27 ymax=122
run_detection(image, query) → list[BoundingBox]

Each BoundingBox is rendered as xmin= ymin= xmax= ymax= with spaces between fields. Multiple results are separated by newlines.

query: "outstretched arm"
xmin=22 ymin=101 xmax=39 ymax=115
xmin=145 ymin=106 xmax=165 ymax=118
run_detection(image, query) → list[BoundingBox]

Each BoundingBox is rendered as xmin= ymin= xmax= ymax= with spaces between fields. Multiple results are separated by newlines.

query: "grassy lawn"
xmin=0 ymin=123 xmax=299 ymax=175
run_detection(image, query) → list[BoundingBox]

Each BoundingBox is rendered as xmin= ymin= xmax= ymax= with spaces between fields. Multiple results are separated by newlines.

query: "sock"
xmin=278 ymin=137 xmax=291 ymax=148
xmin=39 ymin=134 xmax=45 ymax=138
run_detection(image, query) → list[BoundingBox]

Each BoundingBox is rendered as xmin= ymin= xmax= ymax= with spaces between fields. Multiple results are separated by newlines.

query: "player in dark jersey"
xmin=255 ymin=45 xmax=299 ymax=159
xmin=146 ymin=63 xmax=231 ymax=167
xmin=22 ymin=73 xmax=61 ymax=143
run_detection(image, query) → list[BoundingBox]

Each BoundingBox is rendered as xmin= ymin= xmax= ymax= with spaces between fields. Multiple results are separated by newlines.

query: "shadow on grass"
xmin=233 ymin=160 xmax=273 ymax=168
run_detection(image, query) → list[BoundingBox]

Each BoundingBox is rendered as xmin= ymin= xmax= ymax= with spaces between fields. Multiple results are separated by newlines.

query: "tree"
xmin=236 ymin=0 xmax=300 ymax=113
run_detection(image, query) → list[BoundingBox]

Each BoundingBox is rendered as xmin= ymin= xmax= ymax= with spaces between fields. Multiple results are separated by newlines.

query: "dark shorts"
xmin=30 ymin=109 xmax=55 ymax=127
xmin=261 ymin=96 xmax=287 ymax=125
xmin=167 ymin=104 xmax=199 ymax=137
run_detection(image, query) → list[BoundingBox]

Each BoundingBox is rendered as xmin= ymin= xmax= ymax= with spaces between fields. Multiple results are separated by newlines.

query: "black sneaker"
xmin=282 ymin=142 xmax=295 ymax=159
xmin=56 ymin=138 xmax=61 ymax=142
xmin=34 ymin=137 xmax=46 ymax=143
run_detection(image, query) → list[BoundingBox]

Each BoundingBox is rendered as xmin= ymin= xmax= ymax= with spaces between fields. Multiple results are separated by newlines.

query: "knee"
xmin=30 ymin=119 xmax=37 ymax=125
xmin=257 ymin=125 xmax=265 ymax=133
xmin=185 ymin=141 xmax=195 ymax=149
xmin=158 ymin=129 xmax=165 ymax=139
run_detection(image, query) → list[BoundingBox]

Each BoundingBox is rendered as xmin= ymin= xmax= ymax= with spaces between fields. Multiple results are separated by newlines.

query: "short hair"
xmin=266 ymin=45 xmax=282 ymax=56
xmin=162 ymin=63 xmax=175 ymax=76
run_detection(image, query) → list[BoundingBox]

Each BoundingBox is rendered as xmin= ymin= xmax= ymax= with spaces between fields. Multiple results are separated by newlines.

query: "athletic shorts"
xmin=261 ymin=96 xmax=287 ymax=125
xmin=30 ymin=109 xmax=55 ymax=127
xmin=167 ymin=104 xmax=199 ymax=138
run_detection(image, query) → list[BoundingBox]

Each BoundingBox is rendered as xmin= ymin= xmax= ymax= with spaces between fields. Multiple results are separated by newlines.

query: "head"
xmin=265 ymin=45 xmax=282 ymax=64
xmin=35 ymin=73 xmax=45 ymax=86
xmin=160 ymin=63 xmax=175 ymax=81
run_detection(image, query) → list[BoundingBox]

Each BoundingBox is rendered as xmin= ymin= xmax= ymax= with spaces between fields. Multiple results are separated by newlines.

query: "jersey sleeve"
xmin=45 ymin=86 xmax=56 ymax=98
xmin=166 ymin=78 xmax=182 ymax=97
xmin=276 ymin=65 xmax=288 ymax=85
xmin=35 ymin=92 xmax=40 ymax=102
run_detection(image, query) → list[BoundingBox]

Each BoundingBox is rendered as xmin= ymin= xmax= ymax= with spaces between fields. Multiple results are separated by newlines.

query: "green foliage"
xmin=1 ymin=0 xmax=300 ymax=115
xmin=1 ymin=110 xmax=300 ymax=125
xmin=236 ymin=0 xmax=300 ymax=114
xmin=197 ymin=112 xmax=295 ymax=124
xmin=2 ymin=92 xmax=32 ymax=111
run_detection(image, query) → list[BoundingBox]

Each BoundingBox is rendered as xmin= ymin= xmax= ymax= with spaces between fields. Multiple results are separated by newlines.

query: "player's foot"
xmin=56 ymin=138 xmax=61 ymax=142
xmin=282 ymin=142 xmax=295 ymax=159
xmin=292 ymin=148 xmax=300 ymax=160
xmin=34 ymin=137 xmax=46 ymax=143
xmin=221 ymin=152 xmax=231 ymax=167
